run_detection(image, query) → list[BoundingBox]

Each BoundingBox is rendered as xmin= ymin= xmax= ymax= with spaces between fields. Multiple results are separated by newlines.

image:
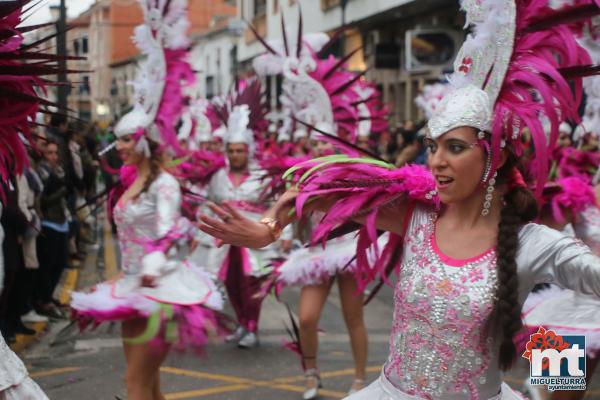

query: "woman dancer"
xmin=71 ymin=2 xmax=222 ymax=399
xmin=250 ymin=18 xmax=389 ymax=396
xmin=253 ymin=15 xmax=388 ymax=399
xmin=198 ymin=0 xmax=600 ymax=398
xmin=277 ymin=137 xmax=370 ymax=398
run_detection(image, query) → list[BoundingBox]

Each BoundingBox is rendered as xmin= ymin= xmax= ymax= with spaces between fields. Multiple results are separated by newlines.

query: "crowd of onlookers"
xmin=0 ymin=115 xmax=100 ymax=343
xmin=0 ymin=114 xmax=424 ymax=345
xmin=367 ymin=120 xmax=429 ymax=167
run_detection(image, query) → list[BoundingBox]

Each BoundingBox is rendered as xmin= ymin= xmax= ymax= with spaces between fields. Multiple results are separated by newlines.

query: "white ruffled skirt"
xmin=345 ymin=372 xmax=524 ymax=400
xmin=277 ymin=237 xmax=358 ymax=287
xmin=521 ymin=285 xmax=600 ymax=357
xmin=71 ymin=260 xmax=224 ymax=353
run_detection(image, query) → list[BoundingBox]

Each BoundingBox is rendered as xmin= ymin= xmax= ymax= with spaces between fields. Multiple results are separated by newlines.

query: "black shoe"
xmin=37 ymin=304 xmax=66 ymax=320
xmin=14 ymin=323 xmax=36 ymax=335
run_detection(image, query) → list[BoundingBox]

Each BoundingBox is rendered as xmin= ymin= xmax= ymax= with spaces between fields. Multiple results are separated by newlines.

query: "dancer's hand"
xmin=198 ymin=202 xmax=274 ymax=249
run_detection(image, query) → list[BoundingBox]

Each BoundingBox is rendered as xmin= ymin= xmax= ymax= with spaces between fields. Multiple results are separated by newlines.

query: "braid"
xmin=493 ymin=171 xmax=538 ymax=371
xmin=135 ymin=140 xmax=163 ymax=199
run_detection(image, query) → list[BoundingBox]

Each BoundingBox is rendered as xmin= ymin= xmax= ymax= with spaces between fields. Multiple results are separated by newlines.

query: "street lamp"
xmin=56 ymin=0 xmax=68 ymax=112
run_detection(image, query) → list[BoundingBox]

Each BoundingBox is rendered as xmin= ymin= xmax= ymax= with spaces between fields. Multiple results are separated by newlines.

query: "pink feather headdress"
xmin=250 ymin=10 xmax=388 ymax=146
xmin=542 ymin=176 xmax=597 ymax=222
xmin=428 ymin=0 xmax=600 ymax=196
xmin=0 ymin=1 xmax=82 ymax=200
xmin=113 ymin=0 xmax=194 ymax=157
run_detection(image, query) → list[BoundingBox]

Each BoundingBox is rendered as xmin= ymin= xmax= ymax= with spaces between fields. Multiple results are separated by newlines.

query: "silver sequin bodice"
xmin=385 ymin=207 xmax=500 ymax=399
xmin=113 ymin=173 xmax=181 ymax=275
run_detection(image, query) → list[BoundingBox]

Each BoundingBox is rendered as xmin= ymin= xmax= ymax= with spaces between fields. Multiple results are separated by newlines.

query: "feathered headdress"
xmin=251 ymin=11 xmax=388 ymax=145
xmin=0 ymin=1 xmax=82 ymax=200
xmin=414 ymin=83 xmax=452 ymax=120
xmin=113 ymin=0 xmax=194 ymax=157
xmin=211 ymin=78 xmax=268 ymax=158
xmin=428 ymin=0 xmax=600 ymax=195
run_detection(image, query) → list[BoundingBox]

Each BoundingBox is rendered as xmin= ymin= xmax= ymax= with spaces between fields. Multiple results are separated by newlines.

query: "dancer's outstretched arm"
xmin=198 ymin=188 xmax=409 ymax=249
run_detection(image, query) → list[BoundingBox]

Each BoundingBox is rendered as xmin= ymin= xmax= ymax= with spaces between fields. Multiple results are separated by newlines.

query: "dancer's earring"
xmin=425 ymin=189 xmax=437 ymax=200
xmin=482 ymin=171 xmax=497 ymax=217
xmin=481 ymin=150 xmax=496 ymax=216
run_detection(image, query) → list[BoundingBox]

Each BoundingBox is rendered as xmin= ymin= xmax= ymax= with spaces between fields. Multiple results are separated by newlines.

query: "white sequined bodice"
xmin=0 ymin=334 xmax=28 ymax=391
xmin=113 ymin=173 xmax=181 ymax=275
xmin=384 ymin=206 xmax=502 ymax=399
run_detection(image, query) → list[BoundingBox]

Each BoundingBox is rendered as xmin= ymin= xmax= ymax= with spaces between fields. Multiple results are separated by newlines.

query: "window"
xmin=79 ymin=75 xmax=90 ymax=95
xmin=111 ymin=78 xmax=118 ymax=96
xmin=254 ymin=0 xmax=266 ymax=16
xmin=321 ymin=0 xmax=340 ymax=11
xmin=82 ymin=37 xmax=88 ymax=54
xmin=230 ymin=45 xmax=238 ymax=75
xmin=73 ymin=39 xmax=80 ymax=56
xmin=206 ymin=76 xmax=215 ymax=98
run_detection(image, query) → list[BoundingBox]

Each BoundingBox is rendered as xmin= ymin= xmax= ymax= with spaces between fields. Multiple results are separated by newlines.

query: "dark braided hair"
xmin=491 ymin=155 xmax=538 ymax=371
xmin=134 ymin=139 xmax=163 ymax=199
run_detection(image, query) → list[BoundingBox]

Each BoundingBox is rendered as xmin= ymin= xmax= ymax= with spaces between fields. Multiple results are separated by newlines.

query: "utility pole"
xmin=339 ymin=0 xmax=349 ymax=56
xmin=56 ymin=0 xmax=68 ymax=112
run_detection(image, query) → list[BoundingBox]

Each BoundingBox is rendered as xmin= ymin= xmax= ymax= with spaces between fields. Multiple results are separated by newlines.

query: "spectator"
xmin=0 ymin=177 xmax=32 ymax=342
xmin=18 ymin=145 xmax=48 ymax=325
xmin=35 ymin=140 xmax=69 ymax=319
xmin=376 ymin=130 xmax=392 ymax=160
xmin=394 ymin=127 xmax=420 ymax=167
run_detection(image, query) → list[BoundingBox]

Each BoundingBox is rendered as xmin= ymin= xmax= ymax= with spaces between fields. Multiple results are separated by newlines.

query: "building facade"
xmin=235 ymin=0 xmax=463 ymax=123
xmin=190 ymin=18 xmax=241 ymax=99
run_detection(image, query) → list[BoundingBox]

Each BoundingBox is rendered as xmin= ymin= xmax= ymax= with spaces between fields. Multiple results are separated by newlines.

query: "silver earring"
xmin=482 ymin=171 xmax=497 ymax=216
xmin=425 ymin=189 xmax=437 ymax=200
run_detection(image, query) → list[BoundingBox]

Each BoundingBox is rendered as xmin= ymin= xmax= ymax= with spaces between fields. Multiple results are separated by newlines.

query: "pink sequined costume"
xmin=71 ymin=0 xmax=223 ymax=352
xmin=71 ymin=172 xmax=223 ymax=351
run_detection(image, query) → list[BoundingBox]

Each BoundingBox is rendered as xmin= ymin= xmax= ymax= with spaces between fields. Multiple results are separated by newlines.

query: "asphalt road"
xmin=17 ymin=221 xmax=600 ymax=400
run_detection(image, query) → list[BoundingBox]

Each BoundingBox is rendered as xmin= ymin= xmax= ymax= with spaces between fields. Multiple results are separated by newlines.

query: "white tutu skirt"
xmin=278 ymin=239 xmax=357 ymax=286
xmin=71 ymin=261 xmax=224 ymax=353
xmin=520 ymin=285 xmax=600 ymax=357
xmin=345 ymin=372 xmax=524 ymax=400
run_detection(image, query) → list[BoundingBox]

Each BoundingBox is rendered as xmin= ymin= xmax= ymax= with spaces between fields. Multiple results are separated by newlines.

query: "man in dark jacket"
xmin=35 ymin=140 xmax=69 ymax=319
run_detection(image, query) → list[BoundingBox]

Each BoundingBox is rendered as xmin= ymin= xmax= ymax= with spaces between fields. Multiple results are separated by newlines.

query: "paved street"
xmin=14 ymin=218 xmax=600 ymax=399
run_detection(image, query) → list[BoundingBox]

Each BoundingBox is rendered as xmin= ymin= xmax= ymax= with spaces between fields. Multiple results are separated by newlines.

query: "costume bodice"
xmin=208 ymin=168 xmax=268 ymax=213
xmin=113 ymin=172 xmax=181 ymax=275
xmin=385 ymin=206 xmax=500 ymax=399
xmin=384 ymin=205 xmax=600 ymax=400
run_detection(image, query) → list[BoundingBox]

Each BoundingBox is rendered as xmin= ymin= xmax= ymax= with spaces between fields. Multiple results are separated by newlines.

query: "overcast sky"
xmin=26 ymin=0 xmax=96 ymax=25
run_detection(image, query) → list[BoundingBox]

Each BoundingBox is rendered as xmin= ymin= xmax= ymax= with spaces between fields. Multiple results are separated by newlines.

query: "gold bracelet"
xmin=259 ymin=217 xmax=283 ymax=241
